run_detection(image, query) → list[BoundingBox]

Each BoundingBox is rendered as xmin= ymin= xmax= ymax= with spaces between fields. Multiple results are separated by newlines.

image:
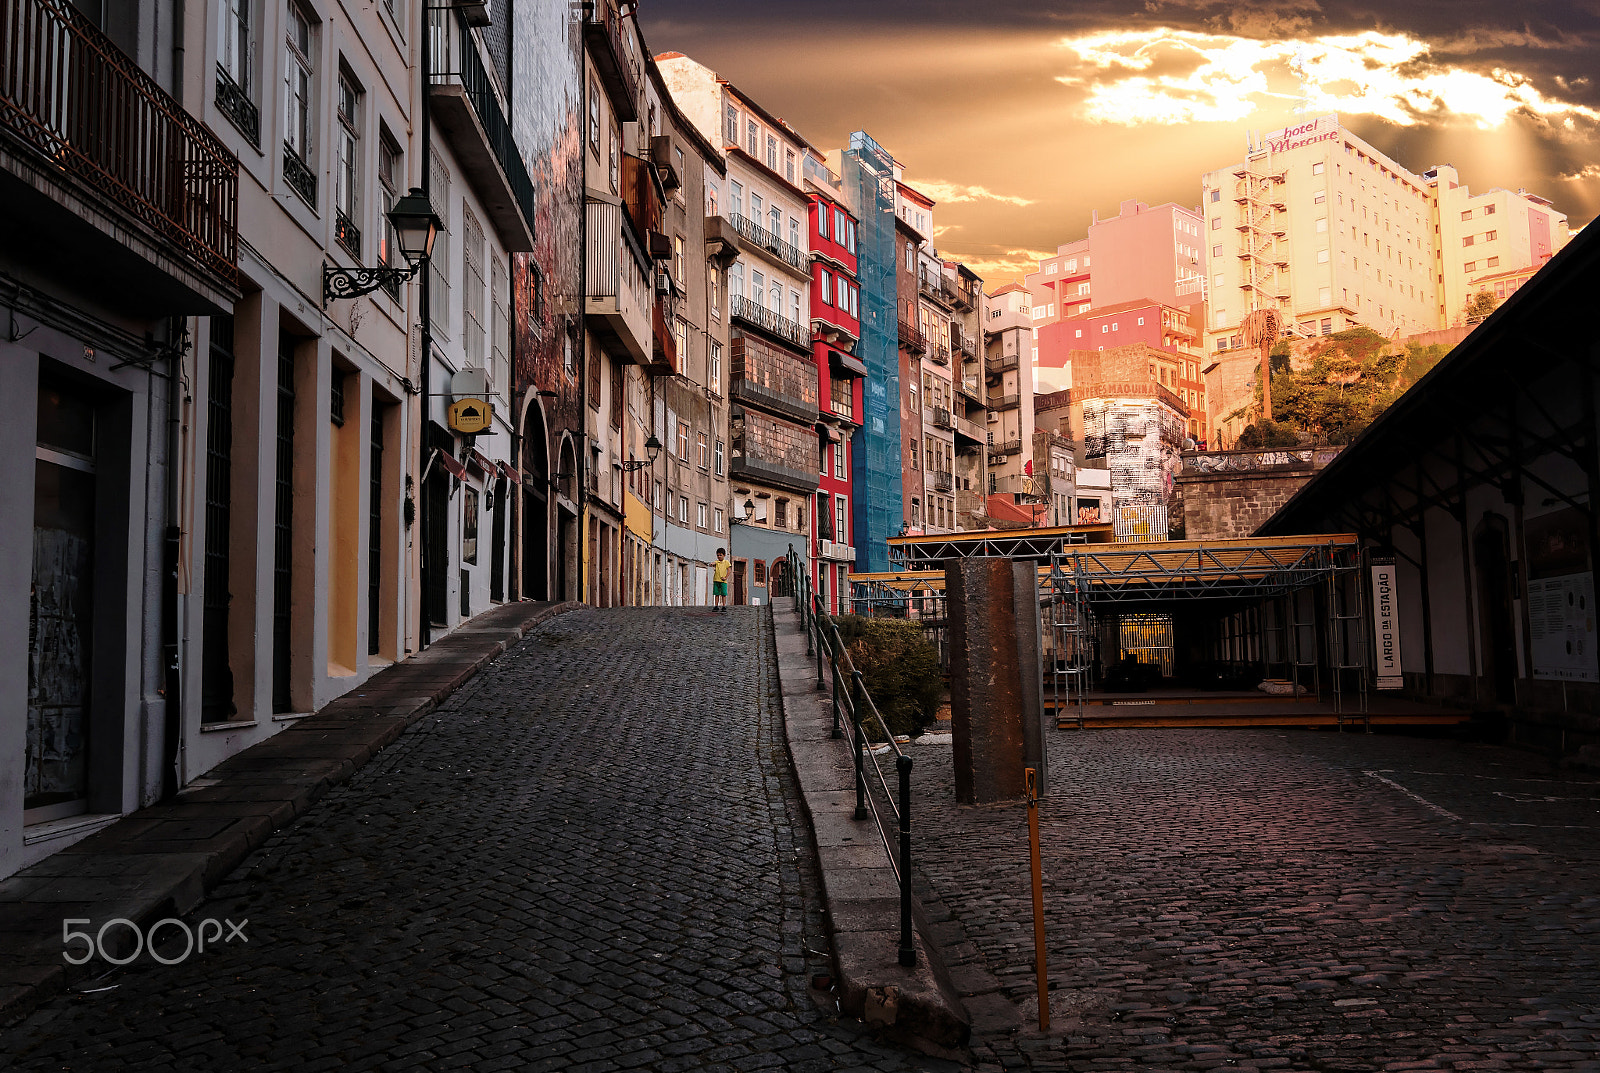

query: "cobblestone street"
xmin=914 ymin=728 xmax=1600 ymax=1073
xmin=0 ymin=608 xmax=958 ymax=1073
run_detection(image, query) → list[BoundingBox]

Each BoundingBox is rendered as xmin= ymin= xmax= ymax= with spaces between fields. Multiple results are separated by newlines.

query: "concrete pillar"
xmin=947 ymin=558 xmax=1047 ymax=804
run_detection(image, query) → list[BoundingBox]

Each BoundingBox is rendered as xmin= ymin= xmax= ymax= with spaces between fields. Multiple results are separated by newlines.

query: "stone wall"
xmin=1176 ymin=469 xmax=1316 ymax=540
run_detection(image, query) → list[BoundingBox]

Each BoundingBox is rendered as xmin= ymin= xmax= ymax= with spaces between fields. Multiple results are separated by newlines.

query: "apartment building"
xmin=657 ymin=54 xmax=819 ymax=606
xmin=894 ymin=214 xmax=927 ymax=535
xmin=915 ymin=248 xmax=963 ymax=534
xmin=806 ymin=184 xmax=866 ymax=613
xmin=983 ymin=284 xmax=1036 ymax=513
xmin=1424 ymin=164 xmax=1569 ymax=328
xmin=950 ymin=263 xmax=988 ymax=529
xmin=1042 ymin=300 xmax=1209 ymax=442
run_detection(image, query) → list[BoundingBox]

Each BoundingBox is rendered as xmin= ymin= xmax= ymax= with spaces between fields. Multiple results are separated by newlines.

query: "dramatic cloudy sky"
xmin=640 ymin=0 xmax=1600 ymax=283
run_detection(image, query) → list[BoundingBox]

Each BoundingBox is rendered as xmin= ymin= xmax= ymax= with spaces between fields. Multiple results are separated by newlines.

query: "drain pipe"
xmin=160 ymin=317 xmax=187 ymax=800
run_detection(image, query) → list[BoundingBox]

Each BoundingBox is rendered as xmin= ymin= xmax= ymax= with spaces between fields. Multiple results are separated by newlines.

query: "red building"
xmin=808 ymin=191 xmax=864 ymax=613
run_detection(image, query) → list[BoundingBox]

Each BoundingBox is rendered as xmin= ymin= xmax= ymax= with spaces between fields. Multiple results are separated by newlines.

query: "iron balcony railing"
xmin=728 ymin=212 xmax=807 ymax=274
xmin=213 ymin=65 xmax=258 ymax=146
xmin=928 ymin=344 xmax=951 ymax=366
xmin=989 ymin=393 xmax=1020 ymax=411
xmin=988 ymin=437 xmax=1022 ymax=455
xmin=428 ymin=6 xmax=536 ymax=239
xmin=930 ymin=406 xmax=952 ymax=430
xmin=731 ymin=293 xmax=810 ymax=351
xmin=917 ymin=270 xmax=948 ymax=305
xmin=786 ymin=546 xmax=917 ymax=969
xmin=897 ymin=319 xmax=926 ymax=353
xmin=989 ymin=352 xmax=1019 ymax=374
xmin=930 ymin=469 xmax=953 ymax=492
xmin=0 ymin=0 xmax=239 ymax=283
xmin=581 ymin=0 xmax=640 ymax=121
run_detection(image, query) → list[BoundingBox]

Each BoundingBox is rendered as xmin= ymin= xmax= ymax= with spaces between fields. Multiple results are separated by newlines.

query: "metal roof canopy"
xmin=887 ymin=522 xmax=1115 ymax=567
xmin=856 ymin=533 xmax=1362 ymax=605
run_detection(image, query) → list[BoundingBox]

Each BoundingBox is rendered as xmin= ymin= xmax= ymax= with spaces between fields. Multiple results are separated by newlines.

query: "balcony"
xmin=957 ymin=376 xmax=983 ymax=404
xmin=953 ymin=412 xmax=985 ymax=446
xmin=0 ymin=0 xmax=239 ymax=308
xmin=930 ymin=406 xmax=953 ymax=431
xmin=928 ymin=344 xmax=951 ymax=366
xmin=727 ymin=212 xmax=808 ymax=276
xmin=730 ymin=333 xmax=818 ymax=424
xmin=898 ymin=319 xmax=926 ymax=353
xmin=428 ymin=6 xmax=535 ymax=250
xmin=987 ymin=437 xmax=1023 ymax=455
xmin=953 ymin=329 xmax=977 ymax=360
xmin=582 ymin=0 xmax=640 ymax=121
xmin=946 ymin=282 xmax=977 ymax=312
xmin=645 ymin=298 xmax=677 ymax=377
xmin=930 ymin=470 xmax=954 ymax=493
xmin=731 ymin=293 xmax=810 ymax=352
xmin=989 ymin=393 xmax=1020 ymax=411
xmin=621 ymin=152 xmax=664 ymax=252
xmin=917 ymin=270 xmax=950 ymax=307
xmin=585 ymin=199 xmax=651 ymax=363
xmin=989 ymin=352 xmax=1019 ymax=374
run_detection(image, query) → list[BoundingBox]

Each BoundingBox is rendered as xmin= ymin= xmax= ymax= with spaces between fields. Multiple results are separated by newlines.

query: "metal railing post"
xmin=813 ymin=596 xmax=825 ymax=691
xmin=851 ymin=671 xmax=869 ymax=821
xmin=897 ymin=753 xmax=916 ymax=967
xmin=829 ymin=633 xmax=842 ymax=738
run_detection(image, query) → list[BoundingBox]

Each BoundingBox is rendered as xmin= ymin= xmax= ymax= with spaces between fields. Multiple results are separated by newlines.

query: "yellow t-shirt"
xmin=713 ymin=559 xmax=732 ymax=583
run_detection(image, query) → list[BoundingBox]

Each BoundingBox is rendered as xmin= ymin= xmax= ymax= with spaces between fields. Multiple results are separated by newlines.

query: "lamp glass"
xmin=643 ymin=434 xmax=663 ymax=459
xmin=388 ymin=187 xmax=441 ymax=264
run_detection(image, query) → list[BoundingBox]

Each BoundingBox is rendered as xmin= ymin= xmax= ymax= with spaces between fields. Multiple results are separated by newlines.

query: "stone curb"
xmin=768 ymin=604 xmax=971 ymax=1052
xmin=0 ymin=600 xmax=581 ymax=1023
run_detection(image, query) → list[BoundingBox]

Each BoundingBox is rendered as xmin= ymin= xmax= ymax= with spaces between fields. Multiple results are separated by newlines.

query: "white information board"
xmin=1369 ymin=557 xmax=1404 ymax=690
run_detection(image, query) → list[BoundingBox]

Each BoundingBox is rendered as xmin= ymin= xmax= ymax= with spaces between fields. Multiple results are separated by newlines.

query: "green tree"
xmin=831 ymin=615 xmax=943 ymax=739
xmin=1465 ymin=290 xmax=1497 ymax=320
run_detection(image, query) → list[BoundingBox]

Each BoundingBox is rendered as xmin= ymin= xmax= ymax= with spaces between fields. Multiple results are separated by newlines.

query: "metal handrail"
xmin=786 ymin=547 xmax=915 ymax=968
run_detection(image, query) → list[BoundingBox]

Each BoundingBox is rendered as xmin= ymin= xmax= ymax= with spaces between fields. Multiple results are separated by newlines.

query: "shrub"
xmin=829 ymin=615 xmax=942 ymax=739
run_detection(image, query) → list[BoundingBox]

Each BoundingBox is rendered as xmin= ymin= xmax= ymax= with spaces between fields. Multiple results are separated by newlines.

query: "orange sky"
xmin=641 ymin=1 xmax=1600 ymax=284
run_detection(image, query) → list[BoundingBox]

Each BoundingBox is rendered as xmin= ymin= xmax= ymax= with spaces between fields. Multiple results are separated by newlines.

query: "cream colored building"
xmin=983 ymin=284 xmax=1035 ymax=502
xmin=1424 ymin=164 xmax=1569 ymax=328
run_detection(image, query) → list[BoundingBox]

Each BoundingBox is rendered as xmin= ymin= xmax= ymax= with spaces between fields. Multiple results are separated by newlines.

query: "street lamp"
xmin=323 ymin=188 xmax=443 ymax=305
xmin=620 ymin=434 xmax=662 ymax=472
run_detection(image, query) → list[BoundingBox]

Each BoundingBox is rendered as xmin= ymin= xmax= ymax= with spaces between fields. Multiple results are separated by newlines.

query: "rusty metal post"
xmin=897 ymin=752 xmax=915 ymax=967
xmin=830 ymin=632 xmax=842 ymax=739
xmin=814 ymin=596 xmax=825 ymax=691
xmin=1026 ymin=766 xmax=1048 ymax=1031
xmin=947 ymin=558 xmax=1032 ymax=803
xmin=851 ymin=670 xmax=869 ymax=820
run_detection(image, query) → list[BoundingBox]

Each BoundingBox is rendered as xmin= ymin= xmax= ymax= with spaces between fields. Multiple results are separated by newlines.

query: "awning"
xmin=829 ymin=348 xmax=869 ymax=378
xmin=498 ymin=460 xmax=520 ymax=483
xmin=467 ymin=448 xmax=495 ymax=474
xmin=434 ymin=449 xmax=469 ymax=482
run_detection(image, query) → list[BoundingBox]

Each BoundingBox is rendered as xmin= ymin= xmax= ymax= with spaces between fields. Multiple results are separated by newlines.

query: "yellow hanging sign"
xmin=447 ymin=397 xmax=492 ymax=435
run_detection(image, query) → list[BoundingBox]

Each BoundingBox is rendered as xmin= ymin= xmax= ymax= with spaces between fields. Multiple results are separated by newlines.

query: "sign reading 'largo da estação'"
xmin=1370 ymin=556 xmax=1404 ymax=690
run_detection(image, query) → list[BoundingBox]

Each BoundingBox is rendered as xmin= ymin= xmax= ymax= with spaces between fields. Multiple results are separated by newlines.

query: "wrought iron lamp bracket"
xmin=322 ymin=260 xmax=424 ymax=308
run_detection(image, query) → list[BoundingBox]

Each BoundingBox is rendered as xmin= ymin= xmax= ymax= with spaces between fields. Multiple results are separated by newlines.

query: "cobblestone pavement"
xmin=0 ymin=608 xmax=961 ymax=1073
xmin=913 ymin=728 xmax=1600 ymax=1073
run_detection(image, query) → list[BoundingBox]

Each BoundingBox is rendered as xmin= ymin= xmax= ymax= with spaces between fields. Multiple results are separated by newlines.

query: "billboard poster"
xmin=1369 ymin=556 xmax=1403 ymax=689
xmin=1525 ymin=507 xmax=1596 ymax=682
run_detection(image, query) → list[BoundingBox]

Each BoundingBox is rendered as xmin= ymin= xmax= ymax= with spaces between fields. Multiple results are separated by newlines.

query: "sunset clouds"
xmin=641 ymin=1 xmax=1599 ymax=283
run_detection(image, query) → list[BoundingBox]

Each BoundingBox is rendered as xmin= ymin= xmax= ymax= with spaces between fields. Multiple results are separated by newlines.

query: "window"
xmin=1211 ymin=217 xmax=1220 ymax=230
xmin=1210 ymin=189 xmax=1220 ymax=202
xmin=820 ymin=269 xmax=832 ymax=304
xmin=220 ymin=0 xmax=253 ymax=100
xmin=710 ymin=342 xmax=723 ymax=395
xmin=462 ymin=206 xmax=485 ymax=366
xmin=789 ymin=216 xmax=799 ymax=251
xmin=714 ymin=438 xmax=725 ymax=475
xmin=750 ymin=191 xmax=763 ymax=224
xmin=608 ymin=122 xmax=619 ymax=193
xmin=714 ymin=508 xmax=724 ymax=533
xmin=284 ymin=5 xmax=314 ymax=168
xmin=1464 ymin=260 xmax=1477 ymax=273
xmin=1313 ymin=191 xmax=1326 ymax=204
xmin=679 ymin=495 xmax=689 ymax=523
xmin=673 ymin=234 xmax=684 ymax=282
xmin=775 ymin=498 xmax=788 ymax=528
xmin=791 ymin=289 xmax=801 ymax=326
xmin=766 ymin=134 xmax=777 ymax=170
xmin=589 ymin=78 xmax=600 ymax=152
xmin=1487 ymin=256 xmax=1500 ymax=268
xmin=905 ymin=242 xmax=915 ymax=272
xmin=1484 ymin=203 xmax=1496 ymax=215
xmin=1315 ymin=217 xmax=1327 ymax=233
xmin=769 ymin=205 xmax=781 ymax=240
xmin=1312 ymin=161 xmax=1325 ymax=175
xmin=1484 ymin=230 xmax=1497 ymax=242
xmin=785 ymin=148 xmax=796 ymax=182
xmin=376 ymin=132 xmax=400 ymax=279
xmin=706 ymin=178 xmax=718 ymax=218
xmin=696 ymin=502 xmax=707 ymax=530
xmin=673 ymin=317 xmax=687 ymax=368
xmin=335 ymin=72 xmax=360 ymax=247
xmin=1463 ymin=235 xmax=1475 ymax=247
xmin=428 ymin=150 xmax=449 ymax=335
xmin=697 ymin=431 xmax=708 ymax=469
xmin=835 ymin=496 xmax=847 ymax=544
xmin=724 ymin=102 xmax=738 ymax=144
xmin=730 ymin=181 xmax=743 ymax=217
xmin=709 ymin=264 xmax=721 ymax=315
xmin=834 ymin=440 xmax=845 ymax=480
xmin=1317 ymin=249 xmax=1329 ymax=263
xmin=677 ymin=419 xmax=690 ymax=459
xmin=1211 ymin=244 xmax=1222 ymax=258
xmin=746 ymin=119 xmax=758 ymax=155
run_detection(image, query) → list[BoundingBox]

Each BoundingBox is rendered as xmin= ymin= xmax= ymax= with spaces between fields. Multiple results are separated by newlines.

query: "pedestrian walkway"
xmin=0 ymin=607 xmax=962 ymax=1072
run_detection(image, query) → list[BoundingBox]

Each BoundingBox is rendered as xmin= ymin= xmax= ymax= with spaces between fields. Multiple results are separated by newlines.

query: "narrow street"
xmin=1 ymin=609 xmax=957 ymax=1073
xmin=914 ymin=728 xmax=1600 ymax=1072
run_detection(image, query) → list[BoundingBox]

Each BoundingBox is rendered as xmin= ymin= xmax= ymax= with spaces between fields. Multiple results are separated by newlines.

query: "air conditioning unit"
xmin=654 ymin=271 xmax=672 ymax=296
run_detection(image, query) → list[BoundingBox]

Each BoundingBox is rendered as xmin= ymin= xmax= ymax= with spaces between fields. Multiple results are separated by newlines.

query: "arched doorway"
xmin=556 ymin=435 xmax=579 ymax=602
xmin=521 ymin=398 xmax=550 ymax=600
xmin=769 ymin=557 xmax=793 ymax=599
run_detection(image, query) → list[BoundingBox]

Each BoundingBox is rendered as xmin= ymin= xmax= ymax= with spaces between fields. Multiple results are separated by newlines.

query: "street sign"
xmin=1369 ymin=556 xmax=1404 ymax=690
xmin=448 ymin=397 xmax=492 ymax=435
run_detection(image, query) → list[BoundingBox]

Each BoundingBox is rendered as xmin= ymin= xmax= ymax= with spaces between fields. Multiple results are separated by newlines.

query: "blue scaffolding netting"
xmin=842 ymin=131 xmax=901 ymax=574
